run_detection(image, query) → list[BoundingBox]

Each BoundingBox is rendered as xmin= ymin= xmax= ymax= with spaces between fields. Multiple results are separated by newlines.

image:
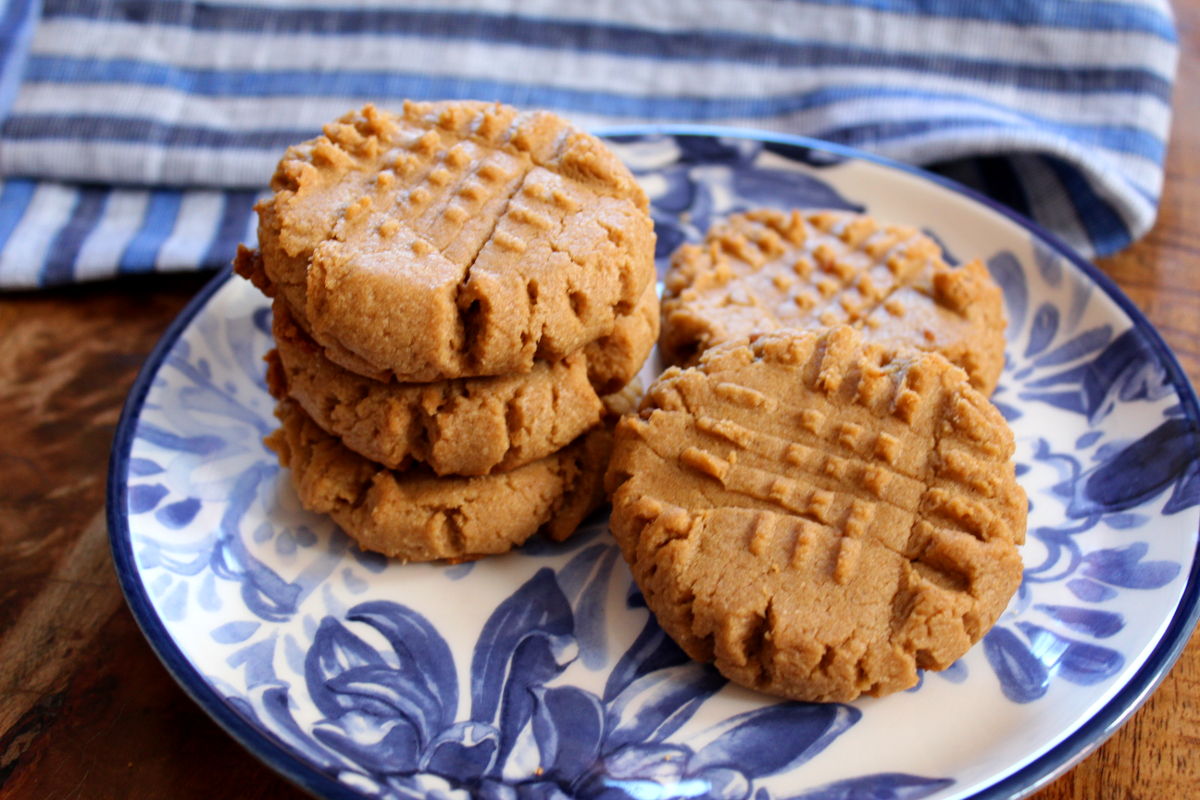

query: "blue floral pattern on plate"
xmin=110 ymin=131 xmax=1200 ymax=800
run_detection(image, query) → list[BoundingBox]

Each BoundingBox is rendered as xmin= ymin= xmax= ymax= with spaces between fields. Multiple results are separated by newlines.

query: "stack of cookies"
xmin=234 ymin=101 xmax=658 ymax=562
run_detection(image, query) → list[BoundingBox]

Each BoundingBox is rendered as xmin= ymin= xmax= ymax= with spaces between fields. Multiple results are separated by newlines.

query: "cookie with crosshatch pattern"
xmin=660 ymin=208 xmax=1006 ymax=394
xmin=254 ymin=101 xmax=655 ymax=383
xmin=605 ymin=326 xmax=1026 ymax=702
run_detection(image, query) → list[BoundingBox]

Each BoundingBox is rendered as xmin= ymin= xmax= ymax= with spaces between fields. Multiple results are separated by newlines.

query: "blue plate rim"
xmin=106 ymin=261 xmax=365 ymax=800
xmin=106 ymin=124 xmax=1200 ymax=800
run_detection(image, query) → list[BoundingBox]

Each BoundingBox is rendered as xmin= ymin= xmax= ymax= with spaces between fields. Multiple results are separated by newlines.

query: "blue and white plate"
xmin=108 ymin=129 xmax=1200 ymax=800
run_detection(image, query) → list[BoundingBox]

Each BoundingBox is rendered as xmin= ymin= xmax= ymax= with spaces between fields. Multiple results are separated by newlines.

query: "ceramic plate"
xmin=108 ymin=129 xmax=1200 ymax=800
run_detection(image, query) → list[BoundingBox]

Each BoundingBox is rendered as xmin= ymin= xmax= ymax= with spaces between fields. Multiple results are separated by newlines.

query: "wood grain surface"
xmin=3 ymin=25 xmax=1200 ymax=800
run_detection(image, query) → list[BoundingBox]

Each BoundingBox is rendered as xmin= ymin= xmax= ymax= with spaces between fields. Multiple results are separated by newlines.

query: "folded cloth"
xmin=0 ymin=0 xmax=1178 ymax=288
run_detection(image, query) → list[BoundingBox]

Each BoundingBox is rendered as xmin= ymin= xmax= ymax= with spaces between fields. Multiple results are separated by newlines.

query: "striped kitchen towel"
xmin=0 ymin=0 xmax=1179 ymax=288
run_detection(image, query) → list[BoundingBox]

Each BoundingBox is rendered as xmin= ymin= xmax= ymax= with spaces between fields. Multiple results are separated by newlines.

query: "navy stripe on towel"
xmin=41 ymin=186 xmax=108 ymax=284
xmin=119 ymin=190 xmax=182 ymax=274
xmin=202 ymin=190 xmax=257 ymax=270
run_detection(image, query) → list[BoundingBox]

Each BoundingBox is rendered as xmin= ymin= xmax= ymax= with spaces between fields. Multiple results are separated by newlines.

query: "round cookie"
xmin=256 ymin=101 xmax=656 ymax=382
xmin=605 ymin=326 xmax=1026 ymax=702
xmin=267 ymin=399 xmax=612 ymax=562
xmin=268 ymin=300 xmax=605 ymax=476
xmin=238 ymin=245 xmax=659 ymax=392
xmin=661 ymin=209 xmax=1006 ymax=394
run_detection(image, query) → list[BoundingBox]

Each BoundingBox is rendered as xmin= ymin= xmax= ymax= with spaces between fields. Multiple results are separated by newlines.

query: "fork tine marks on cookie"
xmin=660 ymin=208 xmax=1006 ymax=393
xmin=606 ymin=326 xmax=1026 ymax=702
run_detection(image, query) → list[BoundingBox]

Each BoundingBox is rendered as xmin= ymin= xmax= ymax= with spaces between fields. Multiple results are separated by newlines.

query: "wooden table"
xmin=3 ymin=38 xmax=1199 ymax=800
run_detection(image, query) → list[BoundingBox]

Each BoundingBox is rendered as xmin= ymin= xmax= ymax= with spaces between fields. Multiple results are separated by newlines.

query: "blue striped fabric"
xmin=0 ymin=0 xmax=1178 ymax=288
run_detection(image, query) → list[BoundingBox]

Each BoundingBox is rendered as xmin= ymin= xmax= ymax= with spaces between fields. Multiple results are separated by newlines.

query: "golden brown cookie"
xmin=267 ymin=398 xmax=613 ymax=562
xmin=239 ymin=246 xmax=660 ymax=393
xmin=255 ymin=101 xmax=655 ymax=382
xmin=268 ymin=300 xmax=605 ymax=476
xmin=661 ymin=209 xmax=1006 ymax=394
xmin=605 ymin=327 xmax=1026 ymax=702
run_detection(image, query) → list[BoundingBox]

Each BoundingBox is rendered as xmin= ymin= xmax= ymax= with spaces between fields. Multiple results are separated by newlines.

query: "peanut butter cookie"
xmin=661 ymin=209 xmax=1006 ymax=394
xmin=267 ymin=399 xmax=613 ymax=562
xmin=606 ymin=327 xmax=1026 ymax=702
xmin=256 ymin=101 xmax=655 ymax=382
xmin=268 ymin=300 xmax=605 ymax=476
xmin=240 ymin=246 xmax=659 ymax=394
